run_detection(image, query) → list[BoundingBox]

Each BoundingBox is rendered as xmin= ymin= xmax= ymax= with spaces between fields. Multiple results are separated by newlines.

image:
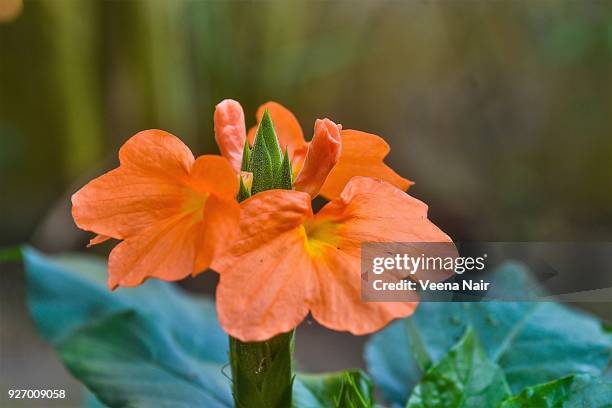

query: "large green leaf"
xmin=500 ymin=374 xmax=612 ymax=408
xmin=406 ymin=329 xmax=510 ymax=408
xmin=23 ymin=247 xmax=232 ymax=407
xmin=59 ymin=311 xmax=233 ymax=407
xmin=24 ymin=247 xmax=229 ymax=364
xmin=364 ymin=263 xmax=612 ymax=407
xmin=294 ymin=370 xmax=375 ymax=408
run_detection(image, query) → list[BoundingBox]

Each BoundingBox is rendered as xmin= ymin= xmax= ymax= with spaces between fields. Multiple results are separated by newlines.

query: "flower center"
xmin=303 ymin=219 xmax=341 ymax=257
xmin=182 ymin=190 xmax=209 ymax=223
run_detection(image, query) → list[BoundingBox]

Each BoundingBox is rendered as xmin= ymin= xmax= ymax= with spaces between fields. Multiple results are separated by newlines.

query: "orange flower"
xmin=214 ymin=177 xmax=453 ymax=342
xmin=293 ymin=118 xmax=342 ymax=197
xmin=213 ymin=100 xmax=412 ymax=199
xmin=71 ymin=130 xmax=240 ymax=289
xmin=214 ymin=99 xmax=247 ymax=173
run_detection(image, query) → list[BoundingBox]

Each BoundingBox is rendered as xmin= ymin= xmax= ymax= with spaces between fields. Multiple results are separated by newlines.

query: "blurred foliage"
xmin=1 ymin=0 xmax=612 ymax=247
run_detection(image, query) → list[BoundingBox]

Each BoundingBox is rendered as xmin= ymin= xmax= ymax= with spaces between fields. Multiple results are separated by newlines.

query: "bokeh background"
xmin=1 ymin=0 xmax=611 ymax=406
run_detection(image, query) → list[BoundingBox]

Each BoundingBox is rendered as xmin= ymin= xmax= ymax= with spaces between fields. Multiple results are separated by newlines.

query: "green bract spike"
xmin=237 ymin=177 xmax=251 ymax=203
xmin=249 ymin=109 xmax=289 ymax=195
xmin=275 ymin=150 xmax=293 ymax=190
xmin=249 ymin=125 xmax=274 ymax=196
xmin=241 ymin=139 xmax=251 ymax=172
xmin=258 ymin=110 xmax=282 ymax=169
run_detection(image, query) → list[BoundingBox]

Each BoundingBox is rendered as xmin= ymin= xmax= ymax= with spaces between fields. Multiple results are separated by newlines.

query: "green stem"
xmin=229 ymin=331 xmax=295 ymax=408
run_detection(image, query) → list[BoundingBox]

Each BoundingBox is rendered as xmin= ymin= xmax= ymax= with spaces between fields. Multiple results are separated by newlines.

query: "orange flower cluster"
xmin=72 ymin=100 xmax=452 ymax=341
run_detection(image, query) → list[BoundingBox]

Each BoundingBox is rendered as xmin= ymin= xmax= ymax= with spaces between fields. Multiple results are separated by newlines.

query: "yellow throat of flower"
xmin=302 ymin=219 xmax=341 ymax=257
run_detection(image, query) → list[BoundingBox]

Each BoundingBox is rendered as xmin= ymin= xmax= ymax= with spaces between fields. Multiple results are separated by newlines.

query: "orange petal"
xmin=87 ymin=234 xmax=111 ymax=247
xmin=248 ymin=102 xmax=308 ymax=157
xmin=215 ymin=178 xmax=452 ymax=340
xmin=72 ymin=130 xmax=194 ymax=240
xmin=107 ymin=180 xmax=239 ymax=289
xmin=118 ymin=129 xmax=194 ymax=178
xmin=310 ymin=251 xmax=418 ymax=335
xmin=246 ymin=125 xmax=256 ymax=147
xmin=189 ymin=155 xmax=239 ymax=199
xmin=193 ymin=194 xmax=240 ymax=276
xmin=108 ymin=213 xmax=201 ymax=289
xmin=294 ymin=119 xmax=342 ymax=197
xmin=319 ymin=176 xmax=452 ymax=243
xmin=289 ymin=145 xmax=309 ymax=177
xmin=214 ymin=189 xmax=315 ymax=341
xmin=319 ymin=129 xmax=413 ymax=200
xmin=214 ymin=99 xmax=247 ymax=172
xmin=309 ymin=176 xmax=454 ymax=333
xmin=107 ymin=165 xmax=240 ymax=288
xmin=73 ymin=130 xmax=240 ymax=288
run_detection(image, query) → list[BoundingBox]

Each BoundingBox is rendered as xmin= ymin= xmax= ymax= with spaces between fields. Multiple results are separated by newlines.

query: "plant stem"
xmin=229 ymin=331 xmax=294 ymax=408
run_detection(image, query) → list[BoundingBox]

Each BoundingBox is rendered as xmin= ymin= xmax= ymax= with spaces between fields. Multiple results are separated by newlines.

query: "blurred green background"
xmin=2 ymin=0 xmax=612 ymax=248
xmin=1 ymin=0 xmax=612 ymax=406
